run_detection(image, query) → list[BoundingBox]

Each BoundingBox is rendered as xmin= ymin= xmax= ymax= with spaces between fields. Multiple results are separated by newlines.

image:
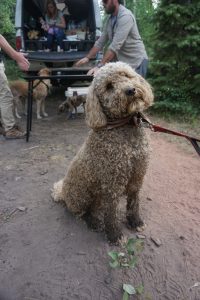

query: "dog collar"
xmin=96 ymin=113 xmax=143 ymax=131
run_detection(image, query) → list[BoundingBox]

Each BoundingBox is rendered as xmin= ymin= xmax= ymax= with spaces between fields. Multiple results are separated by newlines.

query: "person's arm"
xmin=0 ymin=34 xmax=30 ymax=71
xmin=98 ymin=49 xmax=116 ymax=66
xmin=86 ymin=49 xmax=116 ymax=76
xmin=56 ymin=12 xmax=66 ymax=29
xmin=75 ymin=46 xmax=100 ymax=67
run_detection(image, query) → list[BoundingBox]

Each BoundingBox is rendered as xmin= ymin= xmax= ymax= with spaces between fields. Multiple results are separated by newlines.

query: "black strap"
xmin=33 ymin=79 xmax=50 ymax=93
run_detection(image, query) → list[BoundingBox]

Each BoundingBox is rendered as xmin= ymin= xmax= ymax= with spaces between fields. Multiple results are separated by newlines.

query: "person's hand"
xmin=49 ymin=21 xmax=55 ymax=27
xmin=74 ymin=57 xmax=89 ymax=67
xmin=15 ymin=52 xmax=30 ymax=71
xmin=87 ymin=66 xmax=100 ymax=76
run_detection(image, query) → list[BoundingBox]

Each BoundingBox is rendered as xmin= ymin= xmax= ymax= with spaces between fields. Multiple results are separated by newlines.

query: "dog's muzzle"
xmin=125 ymin=88 xmax=136 ymax=96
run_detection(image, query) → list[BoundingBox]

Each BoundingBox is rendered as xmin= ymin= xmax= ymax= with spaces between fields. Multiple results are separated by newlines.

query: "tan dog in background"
xmin=58 ymin=91 xmax=86 ymax=119
xmin=10 ymin=68 xmax=51 ymax=119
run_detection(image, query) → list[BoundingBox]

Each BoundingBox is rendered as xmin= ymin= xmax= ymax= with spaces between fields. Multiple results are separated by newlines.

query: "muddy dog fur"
xmin=52 ymin=62 xmax=154 ymax=243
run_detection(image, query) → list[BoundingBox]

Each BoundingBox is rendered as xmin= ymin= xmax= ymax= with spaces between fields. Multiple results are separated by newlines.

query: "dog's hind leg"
xmin=21 ymin=97 xmax=27 ymax=116
xmin=36 ymin=99 xmax=42 ymax=119
xmin=41 ymin=98 xmax=48 ymax=117
xmin=14 ymin=102 xmax=22 ymax=119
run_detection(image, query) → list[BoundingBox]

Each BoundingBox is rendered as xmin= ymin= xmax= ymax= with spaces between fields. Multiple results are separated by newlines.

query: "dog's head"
xmin=85 ymin=62 xmax=154 ymax=129
xmin=72 ymin=95 xmax=86 ymax=106
xmin=58 ymin=100 xmax=69 ymax=114
xmin=38 ymin=68 xmax=51 ymax=77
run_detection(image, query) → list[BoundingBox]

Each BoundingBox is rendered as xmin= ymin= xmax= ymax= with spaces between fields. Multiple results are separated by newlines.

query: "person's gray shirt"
xmin=95 ymin=5 xmax=148 ymax=69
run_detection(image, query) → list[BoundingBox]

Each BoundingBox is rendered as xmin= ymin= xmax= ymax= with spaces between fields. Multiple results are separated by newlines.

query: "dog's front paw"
xmin=37 ymin=115 xmax=42 ymax=119
xmin=126 ymin=215 xmax=144 ymax=230
xmin=43 ymin=112 xmax=48 ymax=117
xmin=106 ymin=229 xmax=123 ymax=245
xmin=51 ymin=179 xmax=64 ymax=202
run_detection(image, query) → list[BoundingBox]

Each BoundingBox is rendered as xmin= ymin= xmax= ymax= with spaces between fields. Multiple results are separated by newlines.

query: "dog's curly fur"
xmin=52 ymin=62 xmax=154 ymax=243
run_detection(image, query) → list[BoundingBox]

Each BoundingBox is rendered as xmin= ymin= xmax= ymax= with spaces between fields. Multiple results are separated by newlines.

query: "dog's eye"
xmin=106 ymin=82 xmax=113 ymax=90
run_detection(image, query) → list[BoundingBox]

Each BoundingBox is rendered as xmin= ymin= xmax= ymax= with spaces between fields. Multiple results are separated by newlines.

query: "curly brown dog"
xmin=52 ymin=62 xmax=154 ymax=243
xmin=9 ymin=68 xmax=51 ymax=119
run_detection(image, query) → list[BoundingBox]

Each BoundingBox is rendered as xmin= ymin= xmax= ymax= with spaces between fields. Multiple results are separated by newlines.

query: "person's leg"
xmin=0 ymin=64 xmax=15 ymax=131
xmin=46 ymin=33 xmax=54 ymax=50
xmin=0 ymin=63 xmax=25 ymax=139
xmin=135 ymin=59 xmax=148 ymax=78
xmin=55 ymin=29 xmax=65 ymax=50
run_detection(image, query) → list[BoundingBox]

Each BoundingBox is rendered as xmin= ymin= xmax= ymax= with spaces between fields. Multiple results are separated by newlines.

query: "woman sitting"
xmin=40 ymin=0 xmax=66 ymax=51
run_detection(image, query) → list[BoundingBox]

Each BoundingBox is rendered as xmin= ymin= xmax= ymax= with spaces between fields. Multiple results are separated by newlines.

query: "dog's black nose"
xmin=125 ymin=88 xmax=136 ymax=96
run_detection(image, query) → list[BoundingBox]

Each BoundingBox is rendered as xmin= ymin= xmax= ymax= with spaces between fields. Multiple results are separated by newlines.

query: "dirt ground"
xmin=0 ymin=93 xmax=200 ymax=300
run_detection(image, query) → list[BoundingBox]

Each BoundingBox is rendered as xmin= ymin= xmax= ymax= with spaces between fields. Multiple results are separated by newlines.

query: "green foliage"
xmin=4 ymin=58 xmax=23 ymax=81
xmin=0 ymin=0 xmax=16 ymax=35
xmin=108 ymin=238 xmax=143 ymax=269
xmin=125 ymin=0 xmax=155 ymax=57
xmin=123 ymin=284 xmax=136 ymax=299
xmin=150 ymin=1 xmax=200 ymax=118
xmin=108 ymin=238 xmax=145 ymax=299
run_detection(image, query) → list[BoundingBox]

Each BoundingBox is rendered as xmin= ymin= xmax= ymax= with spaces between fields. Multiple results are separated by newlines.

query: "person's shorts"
xmin=135 ymin=58 xmax=148 ymax=78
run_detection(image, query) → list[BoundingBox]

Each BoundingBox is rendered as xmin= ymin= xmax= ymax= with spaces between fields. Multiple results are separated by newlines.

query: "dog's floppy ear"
xmin=138 ymin=76 xmax=154 ymax=109
xmin=85 ymin=83 xmax=107 ymax=129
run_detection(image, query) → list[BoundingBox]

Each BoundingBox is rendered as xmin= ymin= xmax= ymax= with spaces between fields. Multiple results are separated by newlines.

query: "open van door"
xmin=15 ymin=0 xmax=102 ymax=81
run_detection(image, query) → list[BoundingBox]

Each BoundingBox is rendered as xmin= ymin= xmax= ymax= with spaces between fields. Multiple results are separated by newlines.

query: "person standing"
xmin=75 ymin=0 xmax=148 ymax=78
xmin=0 ymin=34 xmax=30 ymax=139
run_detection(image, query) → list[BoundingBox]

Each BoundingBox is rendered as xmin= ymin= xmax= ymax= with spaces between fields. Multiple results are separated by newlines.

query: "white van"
xmin=15 ymin=0 xmax=102 ymax=81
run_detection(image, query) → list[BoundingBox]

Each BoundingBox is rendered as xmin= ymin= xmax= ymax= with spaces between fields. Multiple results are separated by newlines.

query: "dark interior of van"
xmin=22 ymin=0 xmax=96 ymax=52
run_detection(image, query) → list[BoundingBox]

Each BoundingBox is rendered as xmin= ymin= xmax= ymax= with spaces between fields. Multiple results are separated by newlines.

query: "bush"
xmin=4 ymin=58 xmax=23 ymax=81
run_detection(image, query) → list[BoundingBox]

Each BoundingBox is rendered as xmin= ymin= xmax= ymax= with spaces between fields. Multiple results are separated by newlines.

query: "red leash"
xmin=139 ymin=113 xmax=200 ymax=157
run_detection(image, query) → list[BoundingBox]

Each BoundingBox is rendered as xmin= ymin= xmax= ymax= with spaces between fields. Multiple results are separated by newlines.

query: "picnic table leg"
xmin=30 ymin=81 xmax=33 ymax=131
xmin=26 ymin=80 xmax=33 ymax=142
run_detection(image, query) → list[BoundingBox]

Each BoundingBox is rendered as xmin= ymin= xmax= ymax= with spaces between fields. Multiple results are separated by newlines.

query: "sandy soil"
xmin=0 ymin=96 xmax=200 ymax=300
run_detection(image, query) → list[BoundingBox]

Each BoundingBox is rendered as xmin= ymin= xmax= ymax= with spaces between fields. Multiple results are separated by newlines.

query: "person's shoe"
xmin=4 ymin=125 xmax=26 ymax=140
